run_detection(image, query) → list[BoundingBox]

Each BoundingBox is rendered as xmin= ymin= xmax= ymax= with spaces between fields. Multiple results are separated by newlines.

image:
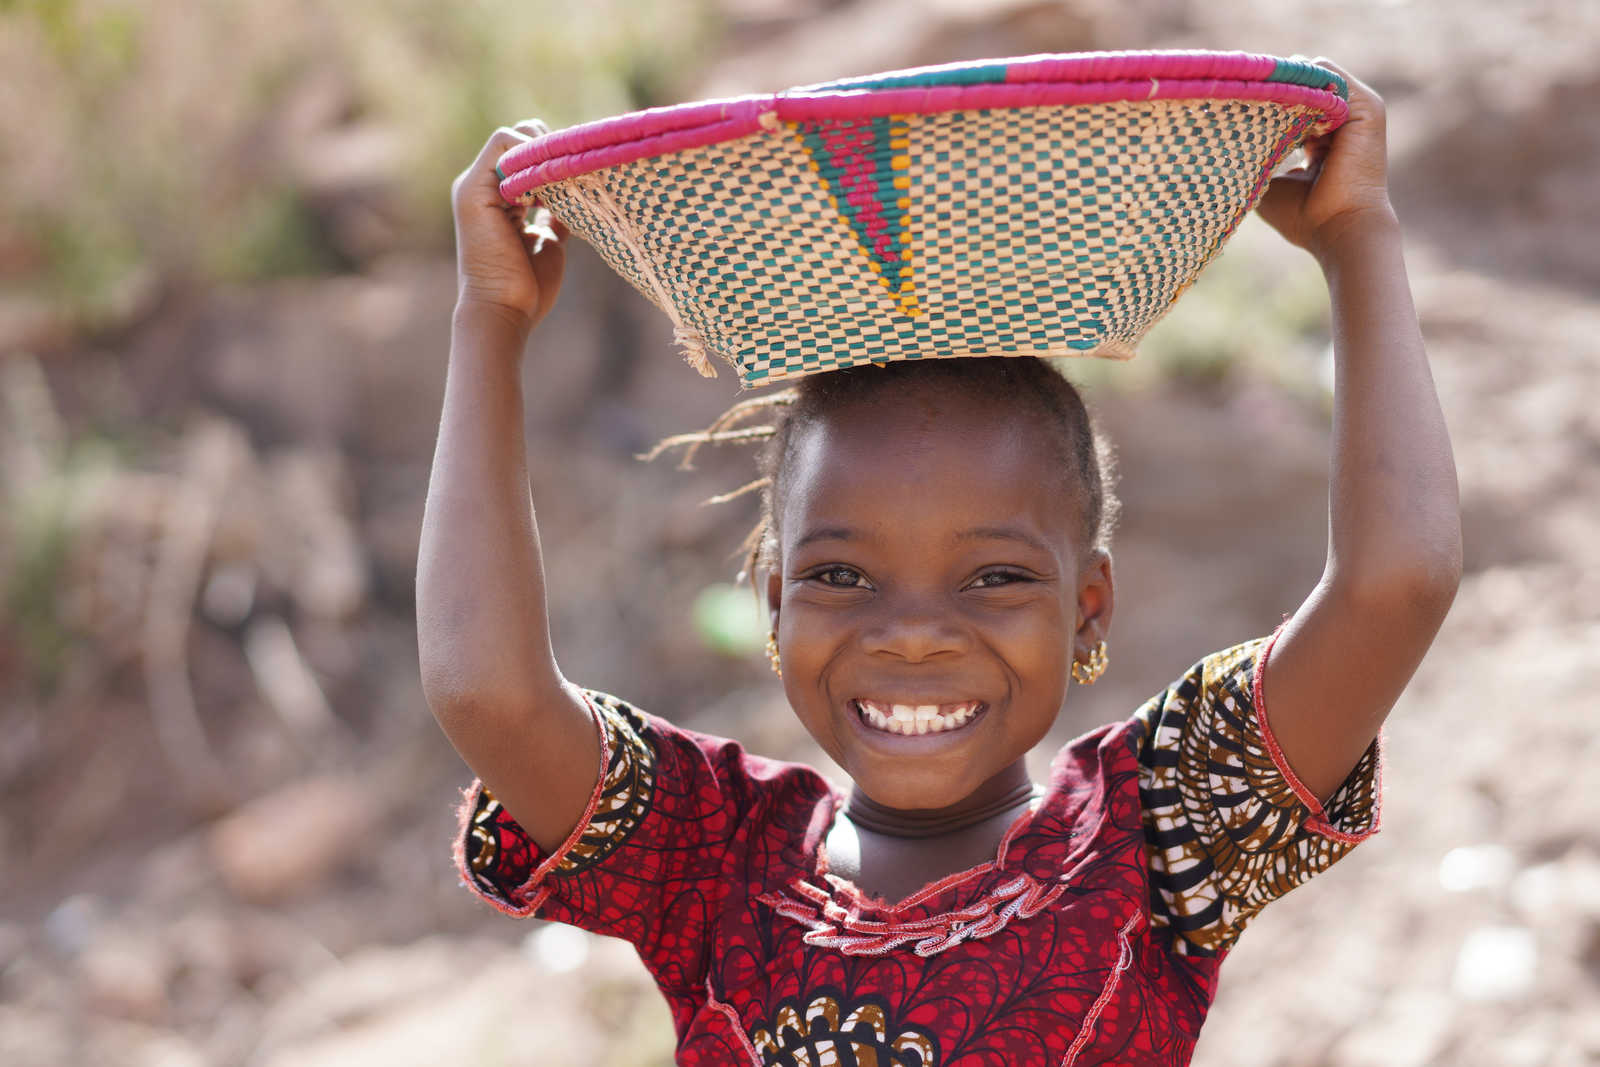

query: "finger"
xmin=1310 ymin=57 xmax=1354 ymax=83
xmin=1298 ymin=131 xmax=1331 ymax=172
xmin=478 ymin=127 xmax=531 ymax=172
xmin=456 ymin=127 xmax=532 ymax=203
xmin=495 ymin=120 xmax=552 ymax=191
xmin=505 ymin=121 xmax=549 ymax=176
xmin=1310 ymin=57 xmax=1384 ymax=117
xmin=526 ymin=227 xmax=568 ymax=302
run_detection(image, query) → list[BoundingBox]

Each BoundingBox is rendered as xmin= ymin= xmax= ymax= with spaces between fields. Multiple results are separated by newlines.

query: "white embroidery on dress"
xmin=760 ymin=873 xmax=1069 ymax=958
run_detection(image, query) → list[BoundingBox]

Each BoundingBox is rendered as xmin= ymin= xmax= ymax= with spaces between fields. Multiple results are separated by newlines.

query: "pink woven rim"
xmin=497 ymin=50 xmax=1348 ymax=203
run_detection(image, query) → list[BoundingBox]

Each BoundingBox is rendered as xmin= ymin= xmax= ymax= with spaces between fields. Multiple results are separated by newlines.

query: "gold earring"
xmin=1072 ymin=640 xmax=1108 ymax=685
xmin=766 ymin=631 xmax=782 ymax=678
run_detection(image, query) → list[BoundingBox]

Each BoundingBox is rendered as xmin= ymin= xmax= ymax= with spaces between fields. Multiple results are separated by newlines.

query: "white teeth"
xmin=855 ymin=700 xmax=980 ymax=735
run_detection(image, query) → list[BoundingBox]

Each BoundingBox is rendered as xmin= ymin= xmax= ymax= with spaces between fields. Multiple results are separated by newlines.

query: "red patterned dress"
xmin=455 ymin=633 xmax=1380 ymax=1065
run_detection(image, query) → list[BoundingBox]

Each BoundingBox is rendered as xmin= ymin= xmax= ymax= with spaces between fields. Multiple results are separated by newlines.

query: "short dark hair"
xmin=647 ymin=357 xmax=1118 ymax=583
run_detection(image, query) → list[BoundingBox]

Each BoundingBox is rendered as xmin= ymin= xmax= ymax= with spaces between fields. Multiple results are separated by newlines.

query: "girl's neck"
xmin=843 ymin=761 xmax=1040 ymax=839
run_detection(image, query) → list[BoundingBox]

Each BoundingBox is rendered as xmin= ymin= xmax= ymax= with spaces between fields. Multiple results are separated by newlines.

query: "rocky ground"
xmin=2 ymin=1 xmax=1596 ymax=1064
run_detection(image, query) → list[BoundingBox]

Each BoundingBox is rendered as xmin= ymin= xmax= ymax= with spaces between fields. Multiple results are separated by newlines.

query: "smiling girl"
xmin=418 ymin=61 xmax=1460 ymax=1065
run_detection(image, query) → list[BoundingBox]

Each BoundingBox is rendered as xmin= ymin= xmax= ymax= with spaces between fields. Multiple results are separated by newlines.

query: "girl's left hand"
xmin=1256 ymin=59 xmax=1395 ymax=259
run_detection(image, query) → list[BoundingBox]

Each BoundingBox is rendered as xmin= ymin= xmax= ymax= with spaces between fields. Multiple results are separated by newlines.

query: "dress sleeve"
xmin=1132 ymin=629 xmax=1382 ymax=958
xmin=453 ymin=690 xmax=832 ymax=992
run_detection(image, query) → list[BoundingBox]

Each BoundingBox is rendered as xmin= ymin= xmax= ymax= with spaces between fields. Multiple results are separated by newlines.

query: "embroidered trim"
xmin=706 ymin=979 xmax=765 ymax=1066
xmin=1061 ymin=909 xmax=1143 ymax=1065
xmin=454 ymin=689 xmax=667 ymax=916
xmin=1251 ymin=623 xmax=1382 ymax=845
xmin=453 ymin=692 xmax=615 ymax=917
xmin=760 ymin=871 xmax=1068 ymax=958
xmin=553 ymin=692 xmax=657 ymax=872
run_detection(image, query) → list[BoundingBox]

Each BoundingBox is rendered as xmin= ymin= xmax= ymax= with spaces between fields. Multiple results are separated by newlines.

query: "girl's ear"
xmin=1074 ymin=547 xmax=1115 ymax=650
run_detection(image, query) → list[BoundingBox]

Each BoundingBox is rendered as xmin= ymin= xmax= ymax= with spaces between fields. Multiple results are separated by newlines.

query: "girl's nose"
xmin=862 ymin=595 xmax=969 ymax=662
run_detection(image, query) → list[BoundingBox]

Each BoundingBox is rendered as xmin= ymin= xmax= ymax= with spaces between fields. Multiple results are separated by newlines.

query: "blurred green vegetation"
xmin=691 ymin=581 xmax=768 ymax=657
xmin=0 ymin=0 xmax=716 ymax=328
xmin=5 ymin=458 xmax=78 ymax=690
xmin=0 ymin=354 xmax=125 ymax=692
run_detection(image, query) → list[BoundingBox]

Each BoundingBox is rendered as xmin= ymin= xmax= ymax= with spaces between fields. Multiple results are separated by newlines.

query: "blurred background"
xmin=2 ymin=1 xmax=1596 ymax=1064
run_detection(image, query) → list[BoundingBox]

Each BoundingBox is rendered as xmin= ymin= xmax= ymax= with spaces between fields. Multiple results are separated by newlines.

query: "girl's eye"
xmin=814 ymin=566 xmax=869 ymax=588
xmin=970 ymin=570 xmax=1030 ymax=589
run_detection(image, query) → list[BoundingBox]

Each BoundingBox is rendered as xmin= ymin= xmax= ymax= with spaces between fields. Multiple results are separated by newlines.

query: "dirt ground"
xmin=2 ymin=2 xmax=1597 ymax=1064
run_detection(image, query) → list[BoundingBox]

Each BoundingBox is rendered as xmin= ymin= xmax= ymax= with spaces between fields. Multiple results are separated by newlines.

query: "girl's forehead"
xmin=790 ymin=384 xmax=1059 ymax=470
xmin=781 ymin=389 xmax=1084 ymax=535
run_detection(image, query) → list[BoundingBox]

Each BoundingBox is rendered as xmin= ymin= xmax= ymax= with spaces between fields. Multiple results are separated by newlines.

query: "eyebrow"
xmin=793 ymin=526 xmax=857 ymax=550
xmin=954 ymin=525 xmax=1053 ymax=554
xmin=791 ymin=524 xmax=1053 ymax=553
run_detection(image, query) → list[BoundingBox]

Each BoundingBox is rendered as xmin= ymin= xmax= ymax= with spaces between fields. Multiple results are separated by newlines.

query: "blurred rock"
xmin=1453 ymin=925 xmax=1540 ymax=1002
xmin=253 ymin=936 xmax=673 ymax=1067
xmin=266 ymin=448 xmax=367 ymax=622
xmin=42 ymin=894 xmax=106 ymax=957
xmin=1328 ymin=991 xmax=1454 ymax=1067
xmin=201 ymin=561 xmax=257 ymax=627
xmin=208 ymin=778 xmax=379 ymax=902
xmin=82 ymin=1021 xmax=208 ymax=1067
xmin=243 ymin=616 xmax=337 ymax=743
xmin=291 ymin=123 xmax=408 ymax=263
xmin=1437 ymin=843 xmax=1516 ymax=893
xmin=77 ymin=928 xmax=175 ymax=1023
xmin=0 ymin=924 xmax=20 ymax=972
xmin=0 ymin=1005 xmax=70 ymax=1067
xmin=523 ymin=923 xmax=592 ymax=975
xmin=1509 ymin=846 xmax=1600 ymax=926
xmin=271 ymin=67 xmax=408 ymax=265
xmin=254 ymin=936 xmax=470 ymax=1049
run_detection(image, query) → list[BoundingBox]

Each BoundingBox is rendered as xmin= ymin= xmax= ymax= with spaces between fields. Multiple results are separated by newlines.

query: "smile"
xmin=852 ymin=698 xmax=983 ymax=735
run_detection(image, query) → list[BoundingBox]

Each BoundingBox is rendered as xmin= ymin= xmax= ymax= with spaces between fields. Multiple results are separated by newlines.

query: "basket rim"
xmin=496 ymin=50 xmax=1348 ymax=203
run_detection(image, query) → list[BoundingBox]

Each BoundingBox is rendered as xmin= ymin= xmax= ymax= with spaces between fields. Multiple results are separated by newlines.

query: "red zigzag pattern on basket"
xmin=796 ymin=116 xmax=920 ymax=316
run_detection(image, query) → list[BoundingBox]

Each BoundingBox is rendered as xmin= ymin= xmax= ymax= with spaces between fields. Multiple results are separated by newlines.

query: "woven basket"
xmin=496 ymin=51 xmax=1347 ymax=386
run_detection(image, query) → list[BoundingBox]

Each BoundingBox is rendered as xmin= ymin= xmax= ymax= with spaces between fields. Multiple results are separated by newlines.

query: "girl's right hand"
xmin=450 ymin=122 xmax=570 ymax=334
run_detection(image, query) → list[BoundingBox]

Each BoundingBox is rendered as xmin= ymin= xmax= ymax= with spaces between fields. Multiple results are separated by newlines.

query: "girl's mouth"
xmin=851 ymin=698 xmax=984 ymax=736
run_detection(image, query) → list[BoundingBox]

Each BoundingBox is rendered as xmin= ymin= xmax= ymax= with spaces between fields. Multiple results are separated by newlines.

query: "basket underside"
xmin=538 ymin=97 xmax=1319 ymax=386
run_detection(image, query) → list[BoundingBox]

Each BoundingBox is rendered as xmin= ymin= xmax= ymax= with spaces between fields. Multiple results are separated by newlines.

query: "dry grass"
xmin=0 ymin=0 xmax=714 ymax=327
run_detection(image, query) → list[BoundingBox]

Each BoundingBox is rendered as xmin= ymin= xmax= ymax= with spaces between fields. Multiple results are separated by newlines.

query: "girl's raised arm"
xmin=1253 ymin=62 xmax=1463 ymax=804
xmin=416 ymin=125 xmax=598 ymax=851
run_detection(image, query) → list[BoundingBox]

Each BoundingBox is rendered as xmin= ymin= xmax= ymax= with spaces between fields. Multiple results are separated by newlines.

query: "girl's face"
xmin=766 ymin=381 xmax=1113 ymax=815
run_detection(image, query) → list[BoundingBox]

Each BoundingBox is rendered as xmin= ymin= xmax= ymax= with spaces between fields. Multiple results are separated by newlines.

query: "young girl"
xmin=418 ymin=60 xmax=1461 ymax=1065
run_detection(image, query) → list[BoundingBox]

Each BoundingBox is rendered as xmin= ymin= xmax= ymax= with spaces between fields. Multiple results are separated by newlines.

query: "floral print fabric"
xmin=456 ymin=635 xmax=1380 ymax=1064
